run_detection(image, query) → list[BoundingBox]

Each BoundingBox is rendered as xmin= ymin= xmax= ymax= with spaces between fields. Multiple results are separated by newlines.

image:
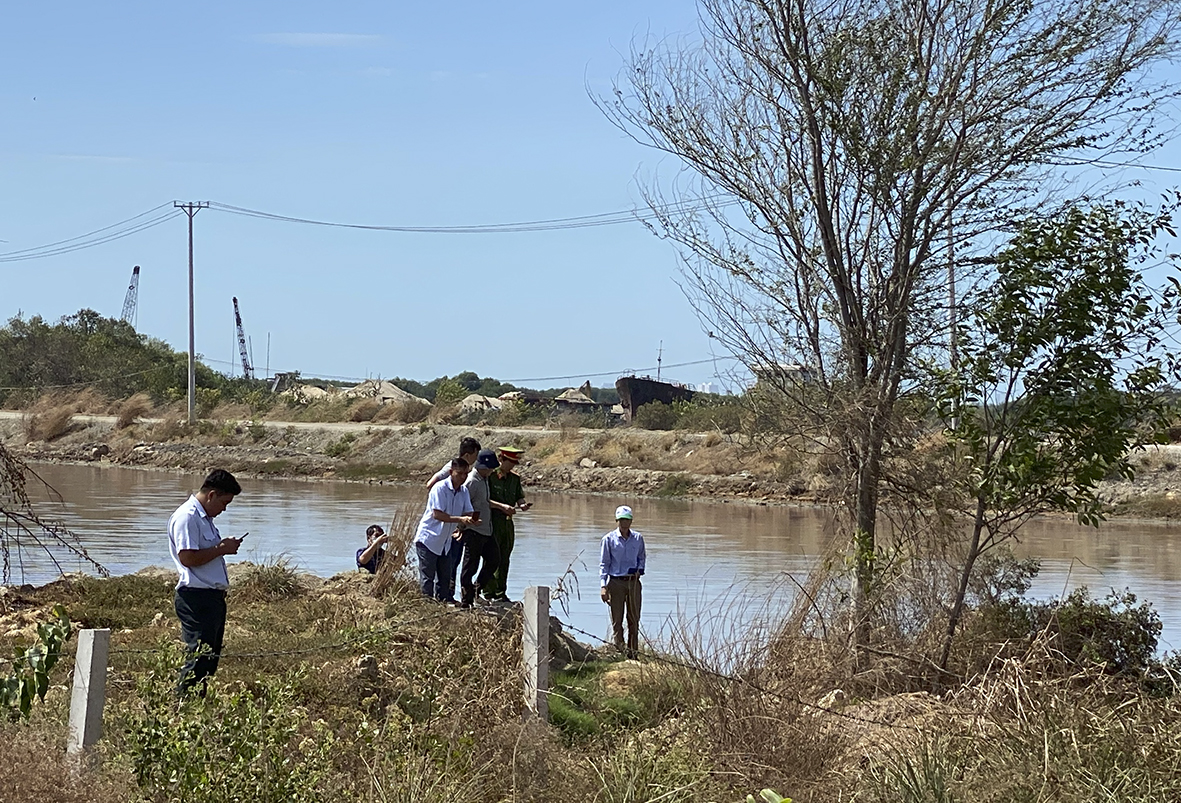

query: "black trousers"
xmin=174 ymin=587 xmax=227 ymax=694
xmin=460 ymin=531 xmax=500 ymax=604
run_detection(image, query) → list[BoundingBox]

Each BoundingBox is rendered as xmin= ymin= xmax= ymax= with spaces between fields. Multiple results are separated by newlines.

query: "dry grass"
xmin=373 ymin=399 xmax=432 ymax=423
xmin=232 ymin=555 xmax=306 ymax=603
xmin=7 ymin=564 xmax=1181 ymax=803
xmin=22 ymin=402 xmax=77 ymax=442
xmin=115 ymin=392 xmax=154 ymax=429
xmin=151 ymin=414 xmax=190 ymax=441
xmin=350 ymin=398 xmax=382 ymax=422
xmin=0 ymin=722 xmax=137 ymax=802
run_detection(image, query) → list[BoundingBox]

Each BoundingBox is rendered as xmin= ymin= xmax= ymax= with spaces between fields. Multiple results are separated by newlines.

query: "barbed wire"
xmin=6 ymin=585 xmax=943 ymax=733
xmin=0 ymin=606 xmax=456 ymax=665
xmin=554 ymin=615 xmax=939 ymax=733
xmin=0 ymin=366 xmax=172 ymax=392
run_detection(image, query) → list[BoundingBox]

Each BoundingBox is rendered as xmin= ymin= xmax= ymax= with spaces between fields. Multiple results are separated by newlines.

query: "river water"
xmin=12 ymin=463 xmax=1181 ymax=652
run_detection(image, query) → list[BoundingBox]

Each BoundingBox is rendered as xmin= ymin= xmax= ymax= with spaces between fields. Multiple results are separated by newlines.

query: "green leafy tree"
xmin=937 ymin=201 xmax=1181 ymax=668
xmin=600 ymin=0 xmax=1180 ymax=655
xmin=0 ymin=309 xmax=268 ymax=406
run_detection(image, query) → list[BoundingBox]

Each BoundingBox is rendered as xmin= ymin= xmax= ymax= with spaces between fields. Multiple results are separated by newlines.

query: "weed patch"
xmin=325 ymin=432 xmax=358 ymax=458
xmin=335 ymin=463 xmax=411 ymax=481
xmin=657 ymin=473 xmax=695 ymax=497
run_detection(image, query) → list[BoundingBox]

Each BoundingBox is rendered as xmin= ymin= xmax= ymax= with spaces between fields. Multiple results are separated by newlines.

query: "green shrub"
xmin=195 ymin=387 xmax=222 ymax=418
xmin=122 ymin=649 xmax=336 ymax=803
xmin=1 ymin=605 xmax=70 ymax=720
xmin=657 ymin=473 xmax=695 ymax=497
xmin=673 ymin=398 xmax=743 ymax=433
xmin=244 ymin=388 xmax=275 ymax=416
xmin=325 ymin=432 xmax=357 ymax=458
xmin=248 ymin=420 xmax=269 ymax=442
xmin=1034 ymin=588 xmax=1162 ymax=675
xmin=634 ymin=402 xmax=678 ymax=430
xmin=970 ymin=584 xmax=1163 ymax=678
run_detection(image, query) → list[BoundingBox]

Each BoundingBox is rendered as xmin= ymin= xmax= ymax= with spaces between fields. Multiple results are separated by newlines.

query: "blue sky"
xmin=0 ymin=1 xmax=733 ymax=390
xmin=2 ymin=2 xmax=1179 ymax=392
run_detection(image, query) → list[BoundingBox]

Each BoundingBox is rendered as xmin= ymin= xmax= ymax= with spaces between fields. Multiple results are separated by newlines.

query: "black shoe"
xmin=459 ymin=601 xmax=472 ymax=610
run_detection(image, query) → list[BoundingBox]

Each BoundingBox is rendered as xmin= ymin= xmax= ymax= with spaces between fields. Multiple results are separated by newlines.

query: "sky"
xmin=2 ymin=2 xmax=1180 ymax=392
xmin=0 ymin=1 xmax=734 ymax=391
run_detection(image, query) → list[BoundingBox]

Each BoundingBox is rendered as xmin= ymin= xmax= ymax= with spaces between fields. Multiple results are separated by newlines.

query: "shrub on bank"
xmin=116 ymin=393 xmax=154 ymax=429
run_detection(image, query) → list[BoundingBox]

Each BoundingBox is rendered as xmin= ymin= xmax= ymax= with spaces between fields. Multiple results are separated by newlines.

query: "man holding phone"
xmin=168 ymin=468 xmax=244 ymax=694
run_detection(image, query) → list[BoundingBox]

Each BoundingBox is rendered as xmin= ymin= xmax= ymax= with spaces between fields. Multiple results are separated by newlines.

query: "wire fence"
xmin=3 ymin=583 xmax=946 ymax=733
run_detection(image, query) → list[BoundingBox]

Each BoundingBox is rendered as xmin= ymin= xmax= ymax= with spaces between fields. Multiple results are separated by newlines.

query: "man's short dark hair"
xmin=450 ymin=457 xmax=470 ymax=471
xmin=366 ymin=524 xmax=384 ymax=538
xmin=200 ymin=469 xmax=242 ymax=496
xmin=459 ymin=437 xmax=481 ymax=455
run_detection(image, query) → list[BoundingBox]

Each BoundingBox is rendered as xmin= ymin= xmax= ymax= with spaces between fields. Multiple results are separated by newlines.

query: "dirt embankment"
xmin=3 ymin=410 xmax=1181 ymax=515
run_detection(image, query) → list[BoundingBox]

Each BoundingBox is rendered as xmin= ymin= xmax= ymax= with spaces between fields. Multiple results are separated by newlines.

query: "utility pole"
xmin=175 ymin=202 xmax=209 ymax=424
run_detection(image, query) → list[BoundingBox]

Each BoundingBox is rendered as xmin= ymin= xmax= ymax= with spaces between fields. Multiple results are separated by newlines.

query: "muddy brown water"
xmin=13 ymin=463 xmax=1181 ymax=653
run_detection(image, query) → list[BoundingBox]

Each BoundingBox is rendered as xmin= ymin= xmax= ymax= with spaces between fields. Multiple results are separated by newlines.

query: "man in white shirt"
xmin=415 ymin=458 xmax=475 ymax=601
xmin=168 ymin=469 xmax=245 ymax=694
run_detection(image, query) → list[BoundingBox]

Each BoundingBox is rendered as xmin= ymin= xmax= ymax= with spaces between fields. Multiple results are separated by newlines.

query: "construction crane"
xmin=121 ymin=265 xmax=140 ymax=329
xmin=232 ymin=297 xmax=254 ymax=379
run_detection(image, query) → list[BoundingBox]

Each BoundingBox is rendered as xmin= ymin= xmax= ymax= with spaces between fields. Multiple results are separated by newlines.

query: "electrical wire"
xmin=3 ymin=152 xmax=1178 ymax=262
xmin=502 ymin=356 xmax=738 ymax=384
xmin=206 ymin=195 xmax=735 ymax=234
xmin=0 ymin=208 xmax=182 ymax=263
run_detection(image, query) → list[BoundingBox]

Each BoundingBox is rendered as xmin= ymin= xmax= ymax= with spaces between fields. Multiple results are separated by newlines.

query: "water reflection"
xmin=14 ymin=463 xmax=1181 ymax=651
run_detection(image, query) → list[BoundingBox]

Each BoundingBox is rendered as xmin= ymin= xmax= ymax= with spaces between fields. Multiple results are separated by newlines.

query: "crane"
xmin=121 ymin=265 xmax=140 ymax=329
xmin=232 ymin=297 xmax=254 ymax=379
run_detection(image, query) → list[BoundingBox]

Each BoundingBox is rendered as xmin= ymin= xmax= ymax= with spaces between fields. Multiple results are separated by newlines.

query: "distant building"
xmin=696 ymin=382 xmax=719 ymax=394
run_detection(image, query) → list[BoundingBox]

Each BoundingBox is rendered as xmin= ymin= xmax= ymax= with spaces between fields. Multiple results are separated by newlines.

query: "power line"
xmin=206 ymin=196 xmax=734 ymax=234
xmin=1050 ymin=156 xmax=1181 ymax=174
xmin=5 ymin=154 xmax=1180 ymax=262
xmin=0 ymin=206 xmax=181 ymax=263
xmin=502 ymin=357 xmax=739 ymax=384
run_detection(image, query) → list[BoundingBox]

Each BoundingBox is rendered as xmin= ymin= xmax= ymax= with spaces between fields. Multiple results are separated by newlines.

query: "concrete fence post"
xmin=522 ymin=586 xmax=550 ymax=720
xmin=67 ymin=628 xmax=109 ymax=759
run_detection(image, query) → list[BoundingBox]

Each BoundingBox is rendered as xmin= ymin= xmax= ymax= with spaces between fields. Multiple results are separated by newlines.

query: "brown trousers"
xmin=606 ymin=575 xmax=642 ymax=657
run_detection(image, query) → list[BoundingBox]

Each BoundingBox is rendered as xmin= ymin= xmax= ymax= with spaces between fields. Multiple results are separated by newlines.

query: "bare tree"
xmin=1 ymin=444 xmax=107 ymax=584
xmin=600 ymin=0 xmax=1179 ymax=655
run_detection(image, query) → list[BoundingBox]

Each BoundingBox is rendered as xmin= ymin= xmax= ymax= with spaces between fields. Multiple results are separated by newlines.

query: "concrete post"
xmin=67 ymin=628 xmax=109 ymax=758
xmin=522 ymin=586 xmax=550 ymax=719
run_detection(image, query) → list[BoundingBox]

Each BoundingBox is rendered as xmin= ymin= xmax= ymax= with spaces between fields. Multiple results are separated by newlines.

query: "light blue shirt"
xmin=415 ymin=478 xmax=472 ymax=556
xmin=168 ymin=495 xmax=230 ymax=590
xmin=599 ymin=527 xmax=646 ymax=587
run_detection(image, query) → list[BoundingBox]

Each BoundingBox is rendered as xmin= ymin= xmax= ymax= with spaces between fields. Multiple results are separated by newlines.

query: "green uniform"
xmin=484 ymin=469 xmax=524 ymax=599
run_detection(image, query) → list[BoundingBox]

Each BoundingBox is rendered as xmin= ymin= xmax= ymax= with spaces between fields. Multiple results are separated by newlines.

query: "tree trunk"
xmin=939 ymin=496 xmax=987 ymax=670
xmin=850 ymin=430 xmax=883 ymax=668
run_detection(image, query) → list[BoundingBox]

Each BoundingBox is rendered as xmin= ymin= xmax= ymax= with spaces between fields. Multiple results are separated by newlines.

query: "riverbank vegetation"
xmin=3 ymin=545 xmax=1181 ymax=801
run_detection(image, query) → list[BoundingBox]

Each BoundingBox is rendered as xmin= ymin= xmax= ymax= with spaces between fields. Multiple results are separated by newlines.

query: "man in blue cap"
xmin=599 ymin=504 xmax=646 ymax=659
xmin=458 ymin=448 xmax=501 ymax=608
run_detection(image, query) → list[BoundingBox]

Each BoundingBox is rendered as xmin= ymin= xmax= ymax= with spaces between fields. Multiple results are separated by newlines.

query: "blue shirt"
xmin=599 ymin=527 xmax=646 ymax=587
xmin=356 ymin=547 xmax=384 ymax=574
xmin=415 ymin=479 xmax=472 ymax=556
xmin=168 ymin=495 xmax=230 ymax=590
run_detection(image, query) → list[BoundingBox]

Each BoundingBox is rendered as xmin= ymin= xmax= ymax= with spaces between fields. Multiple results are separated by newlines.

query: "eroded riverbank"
xmin=4 ymin=410 xmax=1181 ymax=516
